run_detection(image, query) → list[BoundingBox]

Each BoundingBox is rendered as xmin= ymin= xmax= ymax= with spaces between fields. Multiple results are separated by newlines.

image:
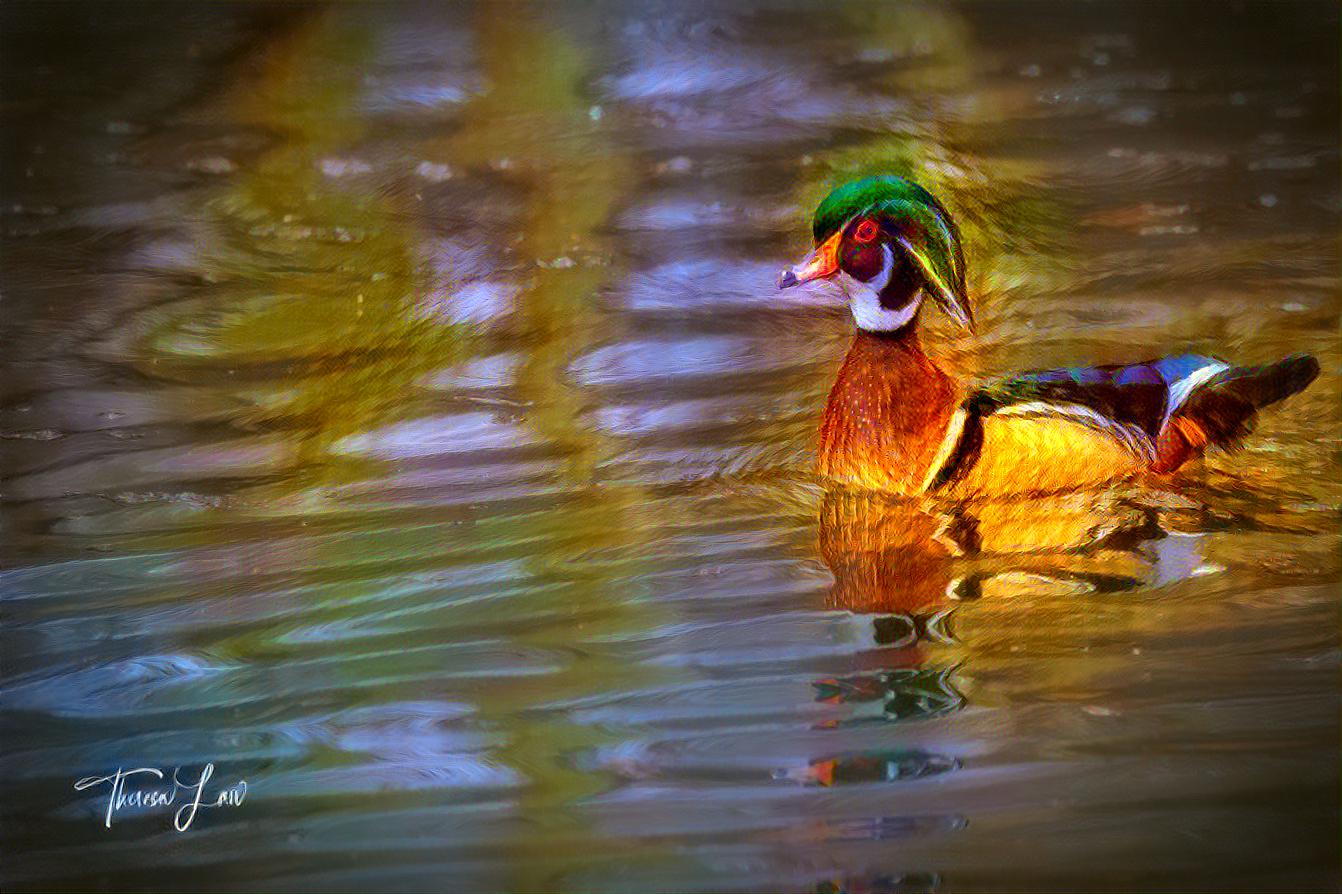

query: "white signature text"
xmin=73 ymin=763 xmax=247 ymax=831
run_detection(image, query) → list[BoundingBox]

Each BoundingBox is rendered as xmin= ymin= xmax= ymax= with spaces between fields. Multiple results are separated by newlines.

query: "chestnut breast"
xmin=817 ymin=330 xmax=961 ymax=494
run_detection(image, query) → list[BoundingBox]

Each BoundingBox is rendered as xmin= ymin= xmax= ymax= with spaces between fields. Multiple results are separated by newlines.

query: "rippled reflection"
xmin=2 ymin=1 xmax=1339 ymax=891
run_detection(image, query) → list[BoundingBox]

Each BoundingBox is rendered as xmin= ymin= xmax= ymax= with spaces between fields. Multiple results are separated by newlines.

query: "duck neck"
xmin=817 ymin=324 xmax=961 ymax=493
xmin=850 ymin=325 xmax=953 ymax=390
xmin=843 ymin=270 xmax=923 ymax=334
xmin=856 ymin=318 xmax=920 ymax=344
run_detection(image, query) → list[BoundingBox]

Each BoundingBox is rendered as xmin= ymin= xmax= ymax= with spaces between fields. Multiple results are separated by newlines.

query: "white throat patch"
xmin=835 ymin=243 xmax=921 ymax=332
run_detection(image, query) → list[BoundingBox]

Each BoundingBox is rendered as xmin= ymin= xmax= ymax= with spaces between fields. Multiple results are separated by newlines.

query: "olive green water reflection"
xmin=2 ymin=3 xmax=1339 ymax=892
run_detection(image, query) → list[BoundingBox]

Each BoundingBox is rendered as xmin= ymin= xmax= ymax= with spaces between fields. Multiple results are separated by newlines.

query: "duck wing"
xmin=923 ymin=353 xmax=1318 ymax=494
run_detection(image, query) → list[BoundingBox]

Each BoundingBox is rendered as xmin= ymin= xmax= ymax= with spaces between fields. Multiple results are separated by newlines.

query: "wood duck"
xmin=779 ymin=175 xmax=1320 ymax=498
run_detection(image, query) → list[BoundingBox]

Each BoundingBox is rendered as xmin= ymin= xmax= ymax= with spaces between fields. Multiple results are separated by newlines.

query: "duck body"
xmin=780 ymin=175 xmax=1319 ymax=499
xmin=820 ymin=331 xmax=1319 ymax=498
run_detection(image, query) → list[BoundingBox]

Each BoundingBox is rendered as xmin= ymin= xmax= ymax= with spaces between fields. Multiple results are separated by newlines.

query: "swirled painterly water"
xmin=2 ymin=3 xmax=1338 ymax=891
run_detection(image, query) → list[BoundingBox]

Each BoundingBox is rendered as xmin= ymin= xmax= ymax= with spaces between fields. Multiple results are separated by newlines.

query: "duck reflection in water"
xmin=787 ymin=481 xmax=1214 ymax=790
xmin=779 ymin=489 xmax=967 ymax=790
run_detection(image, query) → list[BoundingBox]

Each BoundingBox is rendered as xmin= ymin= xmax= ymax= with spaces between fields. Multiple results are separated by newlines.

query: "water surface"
xmin=2 ymin=3 xmax=1339 ymax=891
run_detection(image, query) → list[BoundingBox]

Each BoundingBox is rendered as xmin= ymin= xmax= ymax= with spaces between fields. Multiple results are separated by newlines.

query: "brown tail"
xmin=1151 ymin=353 xmax=1319 ymax=473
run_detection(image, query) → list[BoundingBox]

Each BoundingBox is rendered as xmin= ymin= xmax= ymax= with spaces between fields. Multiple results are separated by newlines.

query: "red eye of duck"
xmin=853 ymin=219 xmax=879 ymax=244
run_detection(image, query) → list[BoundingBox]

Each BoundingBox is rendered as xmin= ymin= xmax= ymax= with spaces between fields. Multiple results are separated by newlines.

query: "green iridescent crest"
xmin=811 ymin=175 xmax=972 ymax=329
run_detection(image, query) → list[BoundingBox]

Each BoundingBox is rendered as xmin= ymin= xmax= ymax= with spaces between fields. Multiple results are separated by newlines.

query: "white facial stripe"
xmin=837 ymin=243 xmax=921 ymax=332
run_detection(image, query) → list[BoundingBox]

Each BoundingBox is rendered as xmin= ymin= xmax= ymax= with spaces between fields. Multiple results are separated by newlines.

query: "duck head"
xmin=778 ymin=175 xmax=973 ymax=334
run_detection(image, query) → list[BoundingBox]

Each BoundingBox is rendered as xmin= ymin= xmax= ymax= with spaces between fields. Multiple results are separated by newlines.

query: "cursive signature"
xmin=73 ymin=763 xmax=247 ymax=831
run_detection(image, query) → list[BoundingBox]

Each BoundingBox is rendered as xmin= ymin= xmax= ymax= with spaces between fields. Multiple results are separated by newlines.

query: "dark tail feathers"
xmin=1178 ymin=353 xmax=1319 ymax=447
